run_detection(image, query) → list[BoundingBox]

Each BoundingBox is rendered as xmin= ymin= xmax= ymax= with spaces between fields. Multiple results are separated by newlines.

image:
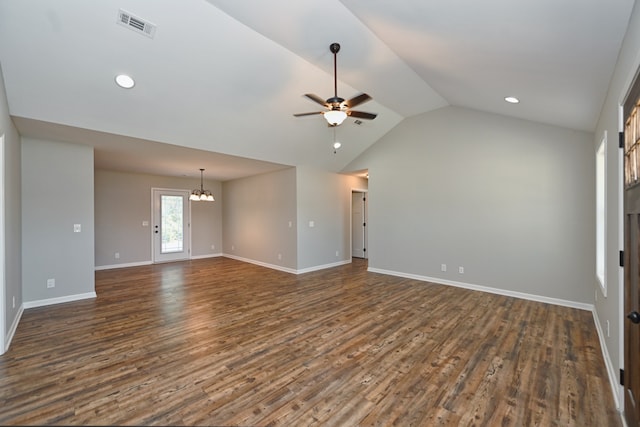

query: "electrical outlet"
xmin=73 ymin=223 xmax=81 ymax=233
xmin=47 ymin=278 xmax=55 ymax=288
xmin=115 ymin=252 xmax=120 ymax=259
xmin=335 ymin=250 xmax=339 ymax=257
xmin=441 ymin=264 xmax=447 ymax=272
xmin=231 ymin=245 xmax=235 ymax=251
xmin=278 ymin=253 xmax=282 ymax=260
xmin=606 ymin=320 xmax=610 ymax=337
xmin=12 ymin=296 xmax=15 ymax=308
xmin=458 ymin=266 xmax=464 ymax=274
xmin=211 ymin=244 xmax=215 ymax=250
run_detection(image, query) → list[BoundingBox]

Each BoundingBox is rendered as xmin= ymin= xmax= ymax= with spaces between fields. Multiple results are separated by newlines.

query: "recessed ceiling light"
xmin=333 ymin=141 xmax=342 ymax=150
xmin=115 ymin=74 xmax=135 ymax=89
xmin=504 ymin=96 xmax=520 ymax=104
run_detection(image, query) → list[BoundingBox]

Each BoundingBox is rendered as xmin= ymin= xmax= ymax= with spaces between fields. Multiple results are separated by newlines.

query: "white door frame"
xmin=0 ymin=133 xmax=5 ymax=354
xmin=618 ymin=60 xmax=640 ymax=413
xmin=151 ymin=188 xmax=191 ymax=263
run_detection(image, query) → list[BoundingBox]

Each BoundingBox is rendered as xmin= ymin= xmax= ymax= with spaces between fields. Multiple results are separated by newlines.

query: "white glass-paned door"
xmin=152 ymin=189 xmax=190 ymax=263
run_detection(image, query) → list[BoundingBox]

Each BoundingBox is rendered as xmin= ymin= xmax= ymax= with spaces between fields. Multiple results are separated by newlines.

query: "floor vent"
xmin=117 ymin=9 xmax=156 ymax=39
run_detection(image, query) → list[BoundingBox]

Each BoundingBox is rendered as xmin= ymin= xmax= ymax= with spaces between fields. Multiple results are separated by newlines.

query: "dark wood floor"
xmin=0 ymin=257 xmax=621 ymax=426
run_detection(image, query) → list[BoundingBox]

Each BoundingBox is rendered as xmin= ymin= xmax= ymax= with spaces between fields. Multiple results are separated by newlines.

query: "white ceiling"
xmin=0 ymin=0 xmax=635 ymax=181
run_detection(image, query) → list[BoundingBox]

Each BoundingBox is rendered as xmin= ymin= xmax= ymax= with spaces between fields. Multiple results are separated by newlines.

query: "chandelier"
xmin=190 ymin=168 xmax=215 ymax=202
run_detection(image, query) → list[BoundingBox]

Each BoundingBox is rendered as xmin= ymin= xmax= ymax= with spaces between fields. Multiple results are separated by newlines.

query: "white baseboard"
xmin=223 ymin=254 xmax=351 ymax=274
xmin=223 ymin=254 xmax=298 ymax=274
xmin=96 ymin=254 xmax=224 ymax=270
xmin=592 ymin=309 xmax=623 ymax=412
xmin=23 ymin=292 xmax=97 ymax=309
xmin=296 ymin=259 xmax=352 ymax=274
xmin=191 ymin=253 xmax=223 ymax=260
xmin=3 ymin=304 xmax=23 ymax=354
xmin=368 ymin=267 xmax=593 ymax=311
xmin=96 ymin=253 xmax=350 ymax=275
xmin=95 ymin=261 xmax=152 ymax=271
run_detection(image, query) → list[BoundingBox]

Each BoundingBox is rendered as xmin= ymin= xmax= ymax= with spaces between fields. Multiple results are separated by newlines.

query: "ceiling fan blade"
xmin=347 ymin=110 xmax=378 ymax=120
xmin=293 ymin=111 xmax=324 ymax=117
xmin=347 ymin=110 xmax=377 ymax=120
xmin=304 ymin=94 xmax=329 ymax=107
xmin=344 ymin=93 xmax=372 ymax=109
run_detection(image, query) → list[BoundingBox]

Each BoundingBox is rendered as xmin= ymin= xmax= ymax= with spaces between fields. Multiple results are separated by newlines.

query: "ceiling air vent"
xmin=117 ymin=9 xmax=156 ymax=38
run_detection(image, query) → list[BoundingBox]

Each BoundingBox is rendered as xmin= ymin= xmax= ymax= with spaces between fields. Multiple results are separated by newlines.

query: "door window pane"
xmin=161 ymin=195 xmax=184 ymax=253
xmin=596 ymin=134 xmax=606 ymax=295
xmin=625 ymin=101 xmax=640 ymax=188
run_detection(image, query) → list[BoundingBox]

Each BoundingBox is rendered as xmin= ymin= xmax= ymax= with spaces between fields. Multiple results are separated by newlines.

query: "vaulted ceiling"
xmin=0 ymin=1 xmax=635 ymax=181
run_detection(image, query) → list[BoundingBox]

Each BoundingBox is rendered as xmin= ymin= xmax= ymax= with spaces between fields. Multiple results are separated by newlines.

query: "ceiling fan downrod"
xmin=329 ymin=43 xmax=342 ymax=105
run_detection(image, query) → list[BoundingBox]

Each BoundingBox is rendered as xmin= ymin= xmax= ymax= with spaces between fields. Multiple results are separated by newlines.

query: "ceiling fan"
xmin=293 ymin=42 xmax=377 ymax=126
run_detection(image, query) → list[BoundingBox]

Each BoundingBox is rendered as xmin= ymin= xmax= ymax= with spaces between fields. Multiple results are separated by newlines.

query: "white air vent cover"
xmin=117 ymin=9 xmax=156 ymax=38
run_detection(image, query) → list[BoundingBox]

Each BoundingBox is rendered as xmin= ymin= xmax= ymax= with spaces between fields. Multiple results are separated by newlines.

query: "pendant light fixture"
xmin=190 ymin=168 xmax=215 ymax=201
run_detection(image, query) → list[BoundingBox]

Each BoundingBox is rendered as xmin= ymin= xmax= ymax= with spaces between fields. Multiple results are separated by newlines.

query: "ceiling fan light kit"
xmin=294 ymin=42 xmax=377 ymax=127
xmin=324 ymin=110 xmax=347 ymax=126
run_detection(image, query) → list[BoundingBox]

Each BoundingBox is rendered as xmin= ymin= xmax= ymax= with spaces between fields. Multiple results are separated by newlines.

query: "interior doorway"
xmin=152 ymin=188 xmax=191 ymax=263
xmin=351 ymin=190 xmax=368 ymax=259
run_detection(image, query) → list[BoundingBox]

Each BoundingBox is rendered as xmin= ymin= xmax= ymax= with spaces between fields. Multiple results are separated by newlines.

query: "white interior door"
xmin=352 ymin=191 xmax=367 ymax=259
xmin=152 ymin=188 xmax=190 ymax=263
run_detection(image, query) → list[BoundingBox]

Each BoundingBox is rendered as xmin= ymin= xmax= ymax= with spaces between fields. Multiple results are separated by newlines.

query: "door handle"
xmin=627 ymin=311 xmax=640 ymax=324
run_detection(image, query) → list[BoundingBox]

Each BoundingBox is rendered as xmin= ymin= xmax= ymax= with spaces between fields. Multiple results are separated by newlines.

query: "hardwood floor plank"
xmin=0 ymin=257 xmax=621 ymax=426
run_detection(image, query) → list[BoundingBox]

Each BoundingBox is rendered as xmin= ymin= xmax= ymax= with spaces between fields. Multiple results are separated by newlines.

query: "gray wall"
xmin=345 ymin=105 xmax=594 ymax=303
xmin=222 ymin=167 xmax=298 ymax=270
xmin=593 ymin=0 xmax=640 ymax=406
xmin=22 ymin=138 xmax=94 ymax=303
xmin=296 ymin=166 xmax=368 ymax=270
xmin=95 ymin=170 xmax=222 ymax=267
xmin=222 ymin=166 xmax=367 ymax=272
xmin=0 ymin=63 xmax=21 ymax=351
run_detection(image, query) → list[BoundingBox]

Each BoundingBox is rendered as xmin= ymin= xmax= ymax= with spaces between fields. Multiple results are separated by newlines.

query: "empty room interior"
xmin=1 ymin=1 xmax=640 ymax=425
